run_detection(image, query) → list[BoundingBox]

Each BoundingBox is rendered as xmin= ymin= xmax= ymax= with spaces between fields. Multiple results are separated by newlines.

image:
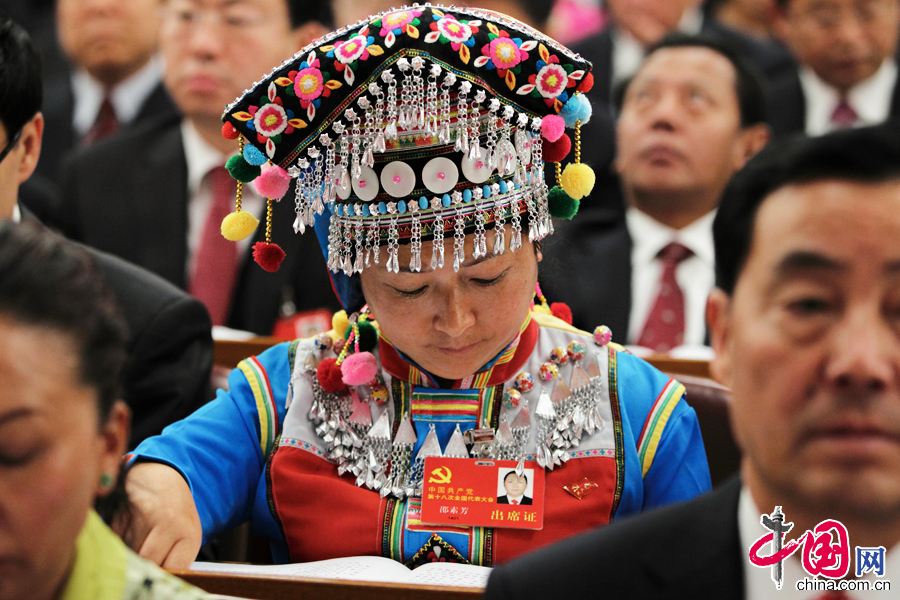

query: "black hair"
xmin=614 ymin=32 xmax=768 ymax=128
xmin=714 ymin=121 xmax=900 ymax=294
xmin=287 ymin=0 xmax=334 ymax=29
xmin=504 ymin=470 xmax=527 ymax=485
xmin=0 ymin=222 xmax=128 ymax=419
xmin=0 ymin=222 xmax=130 ymax=521
xmin=0 ymin=14 xmax=42 ymax=141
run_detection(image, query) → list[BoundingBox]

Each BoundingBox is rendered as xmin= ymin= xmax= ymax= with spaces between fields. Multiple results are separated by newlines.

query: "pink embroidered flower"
xmin=379 ymin=9 xmax=421 ymax=36
xmin=334 ymin=34 xmax=369 ymax=64
xmin=436 ymin=15 xmax=472 ymax=46
xmin=486 ymin=36 xmax=525 ymax=70
xmin=534 ymin=63 xmax=569 ymax=99
xmin=294 ymin=67 xmax=324 ymax=104
xmin=253 ymin=102 xmax=288 ymax=137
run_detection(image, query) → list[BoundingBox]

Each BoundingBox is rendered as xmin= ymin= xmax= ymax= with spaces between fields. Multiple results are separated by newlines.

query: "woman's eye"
xmin=472 ymin=273 xmax=504 ymax=286
xmin=786 ymin=297 xmax=831 ymax=315
xmin=0 ymin=447 xmax=40 ymax=468
xmin=393 ymin=286 xmax=426 ymax=298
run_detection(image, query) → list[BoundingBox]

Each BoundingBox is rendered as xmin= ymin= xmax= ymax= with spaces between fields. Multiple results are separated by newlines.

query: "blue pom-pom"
xmin=560 ymin=94 xmax=592 ymax=128
xmin=243 ymin=144 xmax=267 ymax=166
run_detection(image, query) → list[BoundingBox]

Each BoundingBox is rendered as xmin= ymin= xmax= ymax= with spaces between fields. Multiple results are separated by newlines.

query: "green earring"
xmin=99 ymin=473 xmax=114 ymax=489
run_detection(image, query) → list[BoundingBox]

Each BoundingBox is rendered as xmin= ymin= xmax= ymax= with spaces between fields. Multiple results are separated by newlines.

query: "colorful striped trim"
xmin=382 ymin=498 xmax=404 ymax=561
xmin=637 ymin=379 xmax=686 ymax=477
xmin=479 ymin=385 xmax=504 ymax=431
xmin=411 ymin=389 xmax=481 ymax=421
xmin=607 ymin=347 xmax=625 ymax=521
xmin=237 ymin=356 xmax=278 ymax=458
xmin=469 ymin=526 xmax=492 ymax=566
xmin=381 ymin=498 xmax=406 ymax=562
xmin=278 ymin=437 xmax=327 ymax=457
xmin=570 ymin=448 xmax=616 ymax=458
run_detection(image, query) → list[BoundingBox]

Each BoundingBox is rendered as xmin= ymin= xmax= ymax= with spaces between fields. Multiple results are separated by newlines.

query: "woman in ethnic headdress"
xmin=120 ymin=4 xmax=711 ymax=569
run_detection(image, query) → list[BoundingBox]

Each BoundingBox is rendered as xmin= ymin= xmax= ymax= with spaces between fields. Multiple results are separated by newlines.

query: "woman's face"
xmin=0 ymin=316 xmax=127 ymax=600
xmin=360 ymin=233 xmax=541 ymax=380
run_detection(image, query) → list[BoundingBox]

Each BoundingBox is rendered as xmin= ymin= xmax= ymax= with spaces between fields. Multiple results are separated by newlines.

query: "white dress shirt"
xmin=181 ymin=120 xmax=263 ymax=281
xmin=799 ymin=59 xmax=898 ymax=137
xmin=71 ymin=54 xmax=166 ymax=137
xmin=739 ymin=486 xmax=899 ymax=599
xmin=625 ymin=207 xmax=715 ymax=348
xmin=610 ymin=7 xmax=704 ymax=88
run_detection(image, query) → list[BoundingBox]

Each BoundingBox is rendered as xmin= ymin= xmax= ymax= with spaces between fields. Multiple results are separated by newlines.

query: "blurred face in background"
xmin=160 ymin=0 xmax=301 ymax=131
xmin=606 ymin=0 xmax=702 ymax=46
xmin=775 ymin=0 xmax=900 ymax=93
xmin=615 ymin=46 xmax=765 ymax=223
xmin=57 ymin=0 xmax=163 ymax=87
xmin=0 ymin=317 xmax=128 ymax=600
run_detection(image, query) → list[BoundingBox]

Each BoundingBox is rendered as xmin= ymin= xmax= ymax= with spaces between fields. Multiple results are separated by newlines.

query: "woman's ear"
xmin=96 ymin=401 xmax=130 ymax=496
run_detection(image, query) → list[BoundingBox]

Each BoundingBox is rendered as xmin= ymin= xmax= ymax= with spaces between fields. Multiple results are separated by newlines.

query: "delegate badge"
xmin=419 ymin=457 xmax=544 ymax=530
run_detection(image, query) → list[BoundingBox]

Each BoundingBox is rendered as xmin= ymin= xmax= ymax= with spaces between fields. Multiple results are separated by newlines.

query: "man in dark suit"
xmin=496 ymin=471 xmax=533 ymax=506
xmin=573 ymin=0 xmax=793 ymax=107
xmin=767 ymin=0 xmax=900 ymax=137
xmin=0 ymin=15 xmax=213 ymax=449
xmin=29 ymin=0 xmax=178 ymax=190
xmin=45 ymin=0 xmax=339 ymax=335
xmin=540 ymin=35 xmax=769 ymax=352
xmin=487 ymin=123 xmax=900 ymax=599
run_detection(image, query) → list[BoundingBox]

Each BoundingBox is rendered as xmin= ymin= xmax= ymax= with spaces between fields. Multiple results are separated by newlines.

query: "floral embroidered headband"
xmin=218 ymin=4 xmax=596 ymax=309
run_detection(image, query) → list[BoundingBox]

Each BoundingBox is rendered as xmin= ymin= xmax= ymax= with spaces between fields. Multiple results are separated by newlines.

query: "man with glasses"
xmin=768 ymin=0 xmax=900 ymax=136
xmin=45 ymin=0 xmax=340 ymax=335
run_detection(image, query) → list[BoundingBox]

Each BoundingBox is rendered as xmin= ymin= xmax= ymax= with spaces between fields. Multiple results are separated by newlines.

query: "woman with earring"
xmin=120 ymin=5 xmax=712 ymax=570
xmin=0 ymin=222 xmax=209 ymax=600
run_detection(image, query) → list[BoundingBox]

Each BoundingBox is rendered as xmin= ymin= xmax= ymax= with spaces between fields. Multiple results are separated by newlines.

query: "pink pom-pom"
xmin=317 ymin=358 xmax=347 ymax=393
xmin=253 ymin=165 xmax=291 ymax=199
xmin=541 ymin=115 xmax=566 ymax=143
xmin=252 ymin=242 xmax=285 ymax=272
xmin=550 ymin=302 xmax=573 ymax=325
xmin=341 ymin=351 xmax=378 ymax=386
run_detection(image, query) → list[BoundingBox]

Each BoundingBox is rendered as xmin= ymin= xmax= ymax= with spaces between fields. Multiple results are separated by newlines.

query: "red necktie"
xmin=82 ymin=95 xmax=120 ymax=145
xmin=636 ymin=242 xmax=693 ymax=353
xmin=830 ymin=99 xmax=858 ymax=129
xmin=511 ymin=499 xmax=518 ymax=505
xmin=189 ymin=166 xmax=239 ymax=326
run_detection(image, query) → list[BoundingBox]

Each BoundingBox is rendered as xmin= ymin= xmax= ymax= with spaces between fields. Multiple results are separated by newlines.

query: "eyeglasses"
xmin=0 ymin=129 xmax=22 ymax=164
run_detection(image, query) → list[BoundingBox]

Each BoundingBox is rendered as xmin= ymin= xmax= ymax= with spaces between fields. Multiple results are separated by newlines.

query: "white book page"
xmin=191 ymin=557 xmax=491 ymax=587
xmin=406 ymin=562 xmax=492 ymax=588
xmin=192 ymin=556 xmax=413 ymax=584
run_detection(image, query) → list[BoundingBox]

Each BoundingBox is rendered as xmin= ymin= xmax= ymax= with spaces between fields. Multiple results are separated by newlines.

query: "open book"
xmin=191 ymin=555 xmax=492 ymax=589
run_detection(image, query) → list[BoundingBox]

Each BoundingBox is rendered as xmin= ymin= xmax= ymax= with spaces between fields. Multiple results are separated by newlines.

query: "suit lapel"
xmin=138 ymin=122 xmax=190 ymax=288
xmin=642 ymin=478 xmax=746 ymax=599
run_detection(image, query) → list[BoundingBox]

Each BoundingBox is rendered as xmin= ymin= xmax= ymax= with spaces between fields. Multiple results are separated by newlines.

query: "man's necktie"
xmin=830 ymin=99 xmax=859 ymax=129
xmin=511 ymin=499 xmax=519 ymax=505
xmin=636 ymin=242 xmax=693 ymax=353
xmin=189 ymin=166 xmax=239 ymax=326
xmin=82 ymin=95 xmax=120 ymax=145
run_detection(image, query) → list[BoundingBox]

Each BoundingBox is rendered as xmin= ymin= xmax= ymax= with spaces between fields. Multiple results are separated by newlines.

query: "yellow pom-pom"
xmin=332 ymin=310 xmax=350 ymax=338
xmin=221 ymin=211 xmax=259 ymax=241
xmin=560 ymin=163 xmax=596 ymax=201
xmin=532 ymin=303 xmax=552 ymax=315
